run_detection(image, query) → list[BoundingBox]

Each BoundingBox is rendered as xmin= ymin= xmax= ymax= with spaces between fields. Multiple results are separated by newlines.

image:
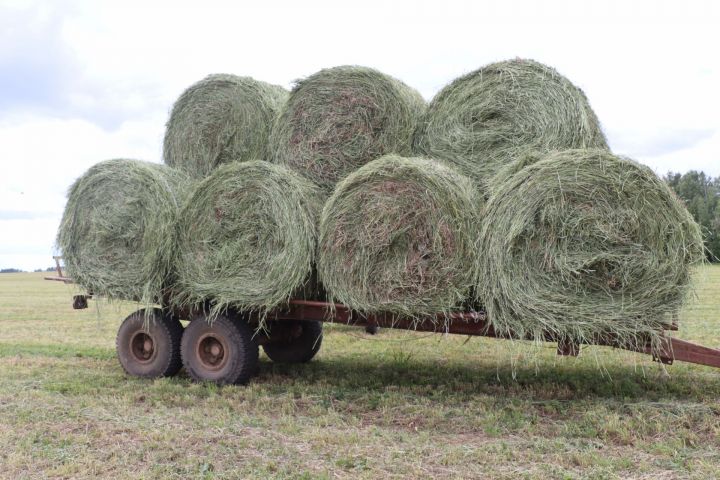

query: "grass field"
xmin=0 ymin=269 xmax=719 ymax=479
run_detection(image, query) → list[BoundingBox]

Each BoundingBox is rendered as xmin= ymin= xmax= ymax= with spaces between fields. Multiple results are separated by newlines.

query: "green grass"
xmin=0 ymin=269 xmax=719 ymax=479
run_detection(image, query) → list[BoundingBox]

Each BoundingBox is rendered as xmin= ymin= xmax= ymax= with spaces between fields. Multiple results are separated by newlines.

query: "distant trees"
xmin=1 ymin=267 xmax=56 ymax=273
xmin=664 ymin=171 xmax=720 ymax=262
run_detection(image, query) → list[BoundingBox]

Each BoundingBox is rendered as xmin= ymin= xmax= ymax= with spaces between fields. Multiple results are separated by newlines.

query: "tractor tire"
xmin=116 ymin=308 xmax=183 ymax=378
xmin=262 ymin=320 xmax=322 ymax=364
xmin=181 ymin=313 xmax=259 ymax=385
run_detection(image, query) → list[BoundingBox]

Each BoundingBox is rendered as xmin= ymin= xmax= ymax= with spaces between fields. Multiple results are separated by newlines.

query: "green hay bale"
xmin=318 ymin=154 xmax=482 ymax=316
xmin=413 ymin=59 xmax=608 ymax=189
xmin=173 ymin=160 xmax=320 ymax=314
xmin=270 ymin=65 xmax=426 ymax=194
xmin=476 ymin=149 xmax=704 ymax=347
xmin=163 ymin=74 xmax=288 ymax=178
xmin=57 ymin=159 xmax=189 ymax=304
xmin=490 ymin=150 xmax=545 ymax=189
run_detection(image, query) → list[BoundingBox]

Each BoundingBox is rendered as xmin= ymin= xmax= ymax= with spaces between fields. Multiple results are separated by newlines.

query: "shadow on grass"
xmin=257 ymin=354 xmax=720 ymax=402
xmin=3 ymin=341 xmax=719 ymax=402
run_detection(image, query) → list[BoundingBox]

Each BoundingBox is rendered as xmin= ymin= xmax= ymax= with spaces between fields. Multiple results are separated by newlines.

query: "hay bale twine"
xmin=413 ymin=59 xmax=608 ymax=189
xmin=57 ymin=159 xmax=189 ymax=304
xmin=163 ymin=74 xmax=288 ymax=178
xmin=318 ymin=154 xmax=482 ymax=316
xmin=270 ymin=66 xmax=426 ymax=194
xmin=477 ymin=149 xmax=704 ymax=347
xmin=173 ymin=160 xmax=320 ymax=314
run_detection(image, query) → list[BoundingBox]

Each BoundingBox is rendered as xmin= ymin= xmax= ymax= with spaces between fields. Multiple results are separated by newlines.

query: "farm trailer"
xmin=46 ymin=257 xmax=720 ymax=385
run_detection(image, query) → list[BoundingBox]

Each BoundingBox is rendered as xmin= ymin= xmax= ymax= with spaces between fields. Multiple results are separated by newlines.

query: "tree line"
xmin=0 ymin=267 xmax=57 ymax=274
xmin=665 ymin=170 xmax=720 ymax=262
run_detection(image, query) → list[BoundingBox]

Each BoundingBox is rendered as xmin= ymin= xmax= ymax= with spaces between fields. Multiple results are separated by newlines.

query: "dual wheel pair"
xmin=116 ymin=308 xmax=322 ymax=384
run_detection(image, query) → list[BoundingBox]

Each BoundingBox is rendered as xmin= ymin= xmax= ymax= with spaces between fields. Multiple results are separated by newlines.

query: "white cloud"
xmin=635 ymin=130 xmax=720 ymax=177
xmin=0 ymin=115 xmax=164 ymax=194
xmin=0 ymin=218 xmax=60 ymax=271
xmin=0 ymin=115 xmax=164 ymax=270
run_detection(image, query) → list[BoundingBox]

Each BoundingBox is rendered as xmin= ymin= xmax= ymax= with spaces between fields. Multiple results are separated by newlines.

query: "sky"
xmin=0 ymin=0 xmax=718 ymax=271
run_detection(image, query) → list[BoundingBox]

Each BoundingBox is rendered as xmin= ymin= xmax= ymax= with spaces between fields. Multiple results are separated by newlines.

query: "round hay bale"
xmin=413 ymin=58 xmax=608 ymax=189
xmin=270 ymin=65 xmax=426 ymax=193
xmin=57 ymin=159 xmax=189 ymax=304
xmin=318 ymin=154 xmax=482 ymax=316
xmin=163 ymin=74 xmax=288 ymax=178
xmin=173 ymin=160 xmax=320 ymax=314
xmin=477 ymin=149 xmax=704 ymax=346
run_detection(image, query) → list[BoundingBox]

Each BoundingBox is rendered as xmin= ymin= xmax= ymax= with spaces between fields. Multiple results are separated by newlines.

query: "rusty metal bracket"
xmin=72 ymin=295 xmax=91 ymax=310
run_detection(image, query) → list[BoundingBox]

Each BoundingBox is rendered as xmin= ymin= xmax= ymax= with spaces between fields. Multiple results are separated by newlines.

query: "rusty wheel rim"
xmin=130 ymin=331 xmax=156 ymax=364
xmin=197 ymin=333 xmax=229 ymax=372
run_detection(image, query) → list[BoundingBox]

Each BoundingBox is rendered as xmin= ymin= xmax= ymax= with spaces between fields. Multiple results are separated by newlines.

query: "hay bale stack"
xmin=477 ymin=149 xmax=704 ymax=346
xmin=318 ymin=154 xmax=482 ymax=316
xmin=57 ymin=159 xmax=189 ymax=304
xmin=270 ymin=66 xmax=426 ymax=194
xmin=164 ymin=74 xmax=288 ymax=178
xmin=413 ymin=59 xmax=608 ymax=189
xmin=173 ymin=160 xmax=320 ymax=314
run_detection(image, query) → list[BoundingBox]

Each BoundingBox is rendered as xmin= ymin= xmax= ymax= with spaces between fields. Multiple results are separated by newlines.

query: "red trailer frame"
xmin=46 ymin=260 xmax=720 ymax=371
xmin=271 ymin=299 xmax=720 ymax=369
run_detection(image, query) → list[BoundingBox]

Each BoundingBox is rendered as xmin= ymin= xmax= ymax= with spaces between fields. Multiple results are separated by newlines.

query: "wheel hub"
xmin=130 ymin=332 xmax=155 ymax=364
xmin=197 ymin=334 xmax=229 ymax=371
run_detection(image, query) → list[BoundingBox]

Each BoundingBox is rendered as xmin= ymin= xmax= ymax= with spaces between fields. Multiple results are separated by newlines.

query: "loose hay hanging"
xmin=173 ymin=160 xmax=320 ymax=315
xmin=318 ymin=154 xmax=482 ymax=317
xmin=57 ymin=159 xmax=189 ymax=304
xmin=413 ymin=58 xmax=608 ymax=189
xmin=476 ymin=149 xmax=704 ymax=348
xmin=163 ymin=74 xmax=288 ymax=178
xmin=270 ymin=65 xmax=426 ymax=194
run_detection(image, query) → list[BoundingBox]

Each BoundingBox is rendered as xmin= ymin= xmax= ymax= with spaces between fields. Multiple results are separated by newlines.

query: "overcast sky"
xmin=1 ymin=0 xmax=718 ymax=270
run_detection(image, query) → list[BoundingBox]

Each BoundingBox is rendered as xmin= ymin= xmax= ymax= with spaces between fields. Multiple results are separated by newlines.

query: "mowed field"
xmin=0 ymin=269 xmax=719 ymax=479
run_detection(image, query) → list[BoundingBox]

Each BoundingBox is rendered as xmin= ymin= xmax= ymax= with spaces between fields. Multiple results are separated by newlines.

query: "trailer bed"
xmin=45 ymin=262 xmax=720 ymax=383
